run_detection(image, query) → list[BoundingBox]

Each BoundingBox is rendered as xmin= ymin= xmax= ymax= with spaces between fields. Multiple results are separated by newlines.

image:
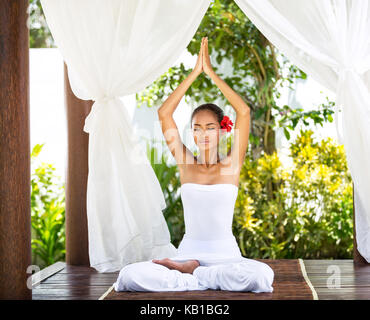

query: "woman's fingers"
xmin=205 ymin=37 xmax=208 ymax=57
xmin=193 ymin=38 xmax=204 ymax=75
xmin=203 ymin=37 xmax=208 ymax=64
xmin=194 ymin=37 xmax=208 ymax=75
xmin=200 ymin=38 xmax=203 ymax=64
xmin=202 ymin=37 xmax=213 ymax=75
xmin=201 ymin=38 xmax=204 ymax=61
xmin=199 ymin=38 xmax=204 ymax=69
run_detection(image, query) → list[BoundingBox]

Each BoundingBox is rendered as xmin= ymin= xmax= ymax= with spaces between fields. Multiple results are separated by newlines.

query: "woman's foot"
xmin=152 ymin=258 xmax=200 ymax=274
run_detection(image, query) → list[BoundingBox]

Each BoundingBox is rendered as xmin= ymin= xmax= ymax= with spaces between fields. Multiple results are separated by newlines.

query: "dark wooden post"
xmin=0 ymin=0 xmax=31 ymax=299
xmin=353 ymin=182 xmax=368 ymax=264
xmin=64 ymin=63 xmax=92 ymax=266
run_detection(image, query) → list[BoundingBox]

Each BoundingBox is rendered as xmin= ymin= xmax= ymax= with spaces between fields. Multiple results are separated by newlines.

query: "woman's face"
xmin=191 ymin=110 xmax=221 ymax=151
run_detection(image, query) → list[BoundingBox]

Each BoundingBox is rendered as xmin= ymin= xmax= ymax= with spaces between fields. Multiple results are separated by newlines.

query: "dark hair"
xmin=190 ymin=103 xmax=224 ymax=128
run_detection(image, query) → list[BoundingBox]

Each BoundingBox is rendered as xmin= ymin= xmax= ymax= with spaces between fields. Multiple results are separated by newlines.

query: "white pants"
xmin=113 ymin=257 xmax=274 ymax=293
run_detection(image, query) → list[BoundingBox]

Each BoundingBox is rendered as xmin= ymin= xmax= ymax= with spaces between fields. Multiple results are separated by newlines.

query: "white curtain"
xmin=40 ymin=0 xmax=211 ymax=272
xmin=234 ymin=0 xmax=370 ymax=262
xmin=40 ymin=0 xmax=370 ymax=270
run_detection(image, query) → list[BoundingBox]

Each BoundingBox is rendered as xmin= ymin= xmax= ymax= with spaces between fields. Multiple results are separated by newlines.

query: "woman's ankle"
xmin=186 ymin=259 xmax=200 ymax=274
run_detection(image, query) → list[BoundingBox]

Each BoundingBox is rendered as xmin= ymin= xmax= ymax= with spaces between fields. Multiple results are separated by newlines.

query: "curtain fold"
xmin=234 ymin=0 xmax=370 ymax=261
xmin=40 ymin=0 xmax=211 ymax=272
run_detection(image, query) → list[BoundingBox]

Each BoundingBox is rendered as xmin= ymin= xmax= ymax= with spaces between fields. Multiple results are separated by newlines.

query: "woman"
xmin=113 ymin=37 xmax=274 ymax=293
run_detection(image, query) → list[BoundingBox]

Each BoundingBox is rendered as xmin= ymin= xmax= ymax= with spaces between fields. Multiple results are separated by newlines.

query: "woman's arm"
xmin=158 ymin=38 xmax=204 ymax=117
xmin=208 ymin=71 xmax=250 ymax=116
xmin=157 ymin=38 xmax=206 ymax=165
xmin=202 ymin=37 xmax=250 ymax=168
xmin=202 ymin=37 xmax=250 ymax=116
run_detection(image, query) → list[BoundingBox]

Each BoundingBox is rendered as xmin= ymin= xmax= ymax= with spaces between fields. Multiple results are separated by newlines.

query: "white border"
xmin=98 ymin=285 xmax=115 ymax=300
xmin=298 ymin=258 xmax=319 ymax=300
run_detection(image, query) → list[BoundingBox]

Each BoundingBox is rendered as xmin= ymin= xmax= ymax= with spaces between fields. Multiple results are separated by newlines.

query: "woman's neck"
xmin=197 ymin=148 xmax=220 ymax=168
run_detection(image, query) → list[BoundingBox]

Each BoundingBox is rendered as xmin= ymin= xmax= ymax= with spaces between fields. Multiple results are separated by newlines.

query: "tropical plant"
xmin=31 ymin=144 xmax=66 ymax=269
xmin=234 ymin=129 xmax=353 ymax=259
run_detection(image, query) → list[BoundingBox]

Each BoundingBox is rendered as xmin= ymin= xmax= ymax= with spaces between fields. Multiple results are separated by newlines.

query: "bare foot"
xmin=152 ymin=258 xmax=200 ymax=274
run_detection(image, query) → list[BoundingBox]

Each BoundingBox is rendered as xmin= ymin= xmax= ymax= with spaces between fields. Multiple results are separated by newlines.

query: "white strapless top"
xmin=169 ymin=183 xmax=244 ymax=266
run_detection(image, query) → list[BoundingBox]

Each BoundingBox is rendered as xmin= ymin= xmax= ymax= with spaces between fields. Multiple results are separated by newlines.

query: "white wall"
xmin=30 ymin=49 xmax=66 ymax=181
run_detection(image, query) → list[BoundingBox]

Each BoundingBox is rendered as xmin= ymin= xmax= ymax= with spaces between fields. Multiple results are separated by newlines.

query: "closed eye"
xmin=194 ymin=127 xmax=215 ymax=131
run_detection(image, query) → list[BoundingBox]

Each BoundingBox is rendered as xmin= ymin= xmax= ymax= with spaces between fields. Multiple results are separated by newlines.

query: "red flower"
xmin=220 ymin=115 xmax=233 ymax=132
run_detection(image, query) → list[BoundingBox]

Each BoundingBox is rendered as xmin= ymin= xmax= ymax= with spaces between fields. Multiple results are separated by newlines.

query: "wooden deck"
xmin=31 ymin=259 xmax=370 ymax=300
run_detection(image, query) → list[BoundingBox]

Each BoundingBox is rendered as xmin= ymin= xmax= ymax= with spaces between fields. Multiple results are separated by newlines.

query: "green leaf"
xmin=283 ymin=127 xmax=290 ymax=140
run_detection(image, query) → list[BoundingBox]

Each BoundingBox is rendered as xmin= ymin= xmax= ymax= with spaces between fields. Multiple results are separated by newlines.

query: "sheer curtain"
xmin=234 ymin=0 xmax=370 ymax=261
xmin=40 ymin=0 xmax=211 ymax=272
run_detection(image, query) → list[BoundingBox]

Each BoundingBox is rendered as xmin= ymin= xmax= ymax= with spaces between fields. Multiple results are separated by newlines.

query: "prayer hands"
xmin=193 ymin=38 xmax=204 ymax=76
xmin=193 ymin=37 xmax=214 ymax=77
xmin=202 ymin=37 xmax=214 ymax=76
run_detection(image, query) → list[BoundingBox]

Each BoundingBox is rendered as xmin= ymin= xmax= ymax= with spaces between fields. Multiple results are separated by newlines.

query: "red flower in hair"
xmin=220 ymin=115 xmax=233 ymax=132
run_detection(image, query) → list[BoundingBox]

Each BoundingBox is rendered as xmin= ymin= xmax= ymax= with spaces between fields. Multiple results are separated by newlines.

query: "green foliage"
xmin=277 ymin=97 xmax=335 ymax=140
xmin=137 ymin=0 xmax=335 ymax=156
xmin=233 ymin=130 xmax=353 ymax=259
xmin=31 ymin=144 xmax=65 ymax=269
xmin=28 ymin=0 xmax=54 ymax=48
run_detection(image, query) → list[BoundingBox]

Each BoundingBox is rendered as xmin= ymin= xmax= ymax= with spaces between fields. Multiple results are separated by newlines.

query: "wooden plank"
xmin=304 ymin=259 xmax=370 ymax=300
xmin=58 ymin=264 xmax=119 ymax=274
xmin=32 ymin=260 xmax=370 ymax=300
xmin=32 ymin=262 xmax=66 ymax=287
xmin=32 ymin=295 xmax=100 ymax=300
xmin=32 ymin=288 xmax=110 ymax=295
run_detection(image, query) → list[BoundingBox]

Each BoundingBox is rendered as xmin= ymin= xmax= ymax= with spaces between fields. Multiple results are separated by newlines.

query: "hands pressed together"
xmin=194 ymin=36 xmax=214 ymax=77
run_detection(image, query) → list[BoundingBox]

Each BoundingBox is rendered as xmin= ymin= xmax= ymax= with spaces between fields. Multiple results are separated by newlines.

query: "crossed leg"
xmin=113 ymin=259 xmax=207 ymax=292
xmin=113 ymin=257 xmax=274 ymax=293
xmin=193 ymin=258 xmax=274 ymax=293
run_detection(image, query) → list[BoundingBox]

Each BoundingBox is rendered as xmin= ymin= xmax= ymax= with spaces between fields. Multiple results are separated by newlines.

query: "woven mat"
xmin=100 ymin=258 xmax=318 ymax=300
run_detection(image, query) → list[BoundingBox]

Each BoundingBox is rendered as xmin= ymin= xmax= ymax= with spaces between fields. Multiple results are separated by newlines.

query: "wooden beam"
xmin=0 ymin=0 xmax=31 ymax=299
xmin=64 ymin=63 xmax=92 ymax=266
xmin=353 ymin=182 xmax=368 ymax=264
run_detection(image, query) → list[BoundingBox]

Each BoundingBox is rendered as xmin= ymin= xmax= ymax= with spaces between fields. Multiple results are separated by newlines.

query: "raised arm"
xmin=202 ymin=37 xmax=251 ymax=168
xmin=158 ymin=38 xmax=206 ymax=165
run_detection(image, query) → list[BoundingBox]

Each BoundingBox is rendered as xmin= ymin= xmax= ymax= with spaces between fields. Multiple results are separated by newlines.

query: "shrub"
xmin=31 ymin=144 xmax=66 ymax=269
xmin=234 ymin=129 xmax=353 ymax=259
